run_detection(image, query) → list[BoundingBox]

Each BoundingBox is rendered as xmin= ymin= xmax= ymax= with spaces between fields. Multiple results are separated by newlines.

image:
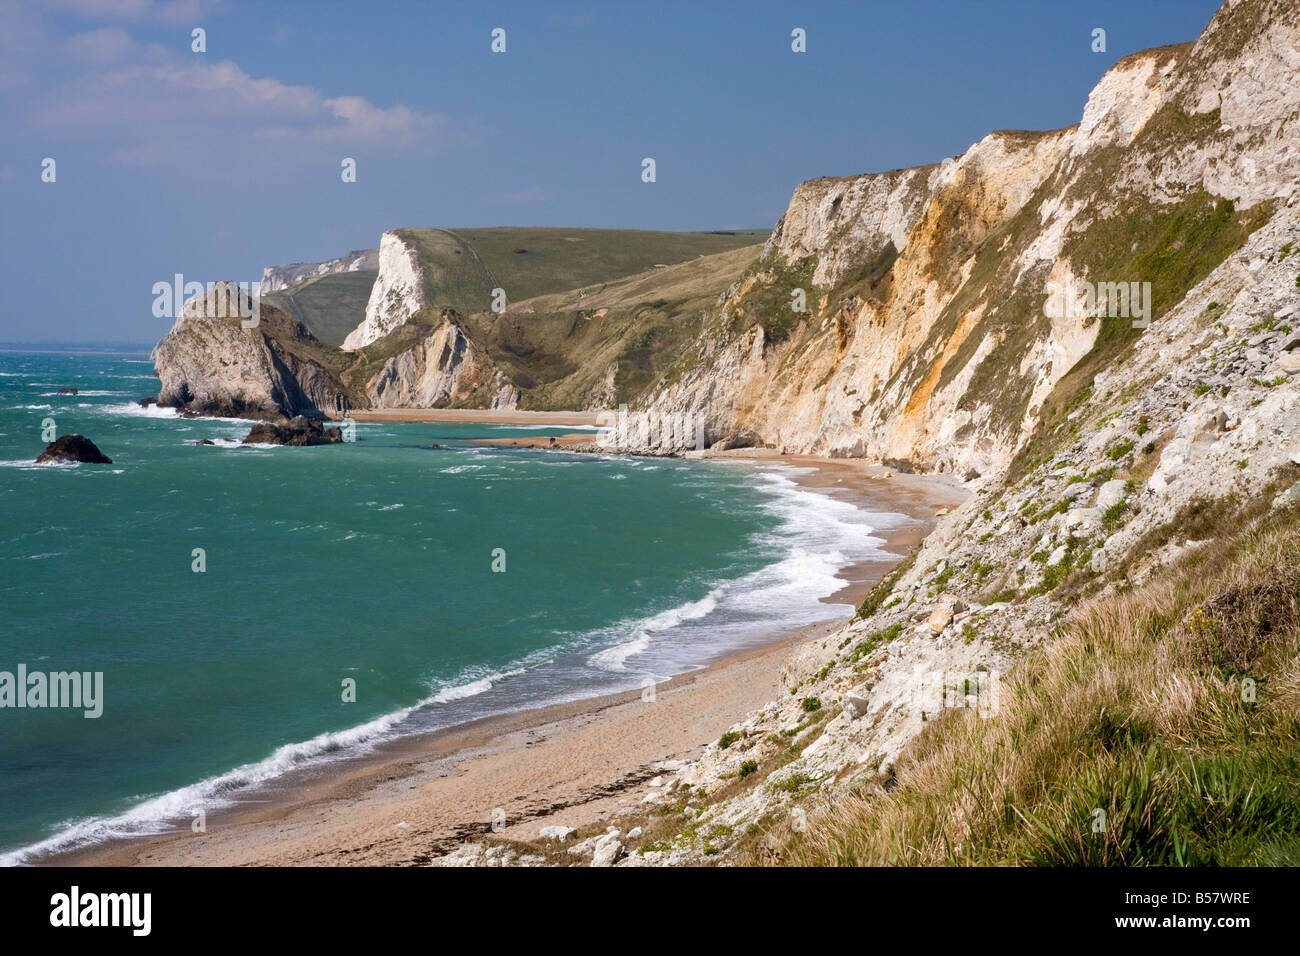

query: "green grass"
xmin=728 ymin=252 xmax=818 ymax=345
xmin=849 ymin=623 xmax=904 ymax=667
xmin=856 ymin=552 xmax=916 ymax=619
xmin=334 ymin=238 xmax=766 ymax=410
xmin=768 ymin=499 xmax=1300 ymax=866
xmin=1101 ymin=500 xmax=1130 ymax=533
xmin=1106 ymin=438 xmax=1136 ymax=461
xmin=263 ymin=271 xmax=378 ymax=347
xmin=1010 ymin=185 xmax=1274 ymax=483
xmin=397 ymin=226 xmax=767 ymax=317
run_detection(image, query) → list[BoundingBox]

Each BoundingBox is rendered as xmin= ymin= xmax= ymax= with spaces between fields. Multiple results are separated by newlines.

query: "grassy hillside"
xmin=263 ymin=226 xmax=767 ymax=353
xmin=328 ymin=241 xmax=765 ymax=409
xmin=775 ymin=491 xmax=1300 ymax=866
xmin=459 ymin=242 xmax=764 ymax=409
xmin=396 ymin=227 xmax=767 ymax=316
xmin=263 ymin=271 xmax=378 ymax=347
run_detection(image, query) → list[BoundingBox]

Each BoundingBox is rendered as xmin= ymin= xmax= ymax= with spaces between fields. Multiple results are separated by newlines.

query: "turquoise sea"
xmin=0 ymin=350 xmax=904 ymax=863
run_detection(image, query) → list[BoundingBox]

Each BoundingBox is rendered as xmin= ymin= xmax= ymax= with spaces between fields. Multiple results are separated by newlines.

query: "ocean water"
xmin=0 ymin=350 xmax=906 ymax=863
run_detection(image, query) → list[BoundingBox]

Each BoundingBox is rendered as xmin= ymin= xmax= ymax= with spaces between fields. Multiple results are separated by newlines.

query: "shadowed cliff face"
xmin=152 ymin=285 xmax=353 ymax=420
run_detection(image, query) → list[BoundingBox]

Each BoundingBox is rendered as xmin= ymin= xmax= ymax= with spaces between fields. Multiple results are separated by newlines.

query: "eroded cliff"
xmin=621 ymin=0 xmax=1298 ymax=477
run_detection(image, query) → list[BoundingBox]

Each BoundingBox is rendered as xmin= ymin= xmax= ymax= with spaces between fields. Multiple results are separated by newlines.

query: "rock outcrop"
xmin=152 ymin=283 xmax=352 ymax=420
xmin=36 ymin=435 xmax=112 ymax=464
xmin=367 ymin=315 xmax=483 ymax=407
xmin=243 ymin=415 xmax=344 ymax=446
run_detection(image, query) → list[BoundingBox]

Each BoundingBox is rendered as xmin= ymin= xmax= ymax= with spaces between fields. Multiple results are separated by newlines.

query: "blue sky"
xmin=0 ymin=0 xmax=1223 ymax=345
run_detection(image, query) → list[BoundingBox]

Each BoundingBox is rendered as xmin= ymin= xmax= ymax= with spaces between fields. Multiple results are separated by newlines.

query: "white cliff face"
xmin=630 ymin=126 xmax=1074 ymax=473
xmin=260 ymin=244 xmax=379 ymax=293
xmin=364 ymin=316 xmax=520 ymax=409
xmin=623 ymin=1 xmax=1300 ymax=477
xmin=368 ymin=321 xmax=469 ymax=407
xmin=1177 ymin=0 xmax=1300 ymax=209
xmin=366 ymin=318 xmax=512 ymax=408
xmin=763 ymin=165 xmax=939 ymax=287
xmin=1070 ymin=47 xmax=1177 ymax=157
xmin=342 ymin=232 xmax=427 ymax=350
xmin=259 ymin=248 xmax=379 ymax=295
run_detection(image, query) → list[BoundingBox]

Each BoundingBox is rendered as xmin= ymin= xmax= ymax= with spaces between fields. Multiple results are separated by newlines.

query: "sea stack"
xmin=243 ymin=415 xmax=344 ymax=446
xmin=35 ymin=435 xmax=113 ymax=464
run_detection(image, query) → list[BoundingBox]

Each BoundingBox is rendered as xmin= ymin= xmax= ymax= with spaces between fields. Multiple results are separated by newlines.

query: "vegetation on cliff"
xmin=777 ymin=497 xmax=1300 ymax=866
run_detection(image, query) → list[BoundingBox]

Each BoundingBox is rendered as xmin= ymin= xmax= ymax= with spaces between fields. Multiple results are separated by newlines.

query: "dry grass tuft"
xmin=767 ymin=501 xmax=1300 ymax=866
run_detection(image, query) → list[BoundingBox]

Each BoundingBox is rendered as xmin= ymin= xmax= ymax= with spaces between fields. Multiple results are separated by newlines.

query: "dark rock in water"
xmin=138 ymin=396 xmax=157 ymax=407
xmin=36 ymin=435 xmax=112 ymax=464
xmin=196 ymin=439 xmax=216 ymax=446
xmin=56 ymin=387 xmax=78 ymax=395
xmin=243 ymin=415 xmax=343 ymax=447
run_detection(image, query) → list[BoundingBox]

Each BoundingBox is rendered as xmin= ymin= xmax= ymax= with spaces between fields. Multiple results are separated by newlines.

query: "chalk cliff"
xmin=614 ymin=0 xmax=1299 ymax=476
xmin=259 ymin=248 xmax=378 ymax=295
xmin=341 ymin=232 xmax=427 ymax=350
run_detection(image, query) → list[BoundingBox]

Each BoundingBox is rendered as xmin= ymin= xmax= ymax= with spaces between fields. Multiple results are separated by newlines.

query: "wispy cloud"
xmin=15 ymin=11 xmax=480 ymax=181
xmin=65 ymin=26 xmax=145 ymax=64
xmin=0 ymin=1 xmax=43 ymax=90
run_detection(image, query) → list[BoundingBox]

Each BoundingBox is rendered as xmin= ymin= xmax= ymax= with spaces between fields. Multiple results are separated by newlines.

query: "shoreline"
xmin=344 ymin=408 xmax=602 ymax=426
xmin=42 ymin=442 xmax=966 ymax=867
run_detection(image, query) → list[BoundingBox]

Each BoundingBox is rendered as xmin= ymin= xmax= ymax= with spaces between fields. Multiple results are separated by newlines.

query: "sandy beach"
xmin=54 ymin=425 xmax=966 ymax=867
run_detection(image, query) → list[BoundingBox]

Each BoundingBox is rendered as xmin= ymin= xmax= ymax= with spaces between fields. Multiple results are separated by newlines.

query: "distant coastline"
xmin=0 ymin=343 xmax=153 ymax=355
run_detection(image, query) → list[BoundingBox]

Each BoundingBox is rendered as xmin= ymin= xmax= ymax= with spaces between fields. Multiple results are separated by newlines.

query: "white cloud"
xmin=30 ymin=54 xmax=477 ymax=177
xmin=5 ymin=5 xmax=481 ymax=183
xmin=65 ymin=26 xmax=137 ymax=64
